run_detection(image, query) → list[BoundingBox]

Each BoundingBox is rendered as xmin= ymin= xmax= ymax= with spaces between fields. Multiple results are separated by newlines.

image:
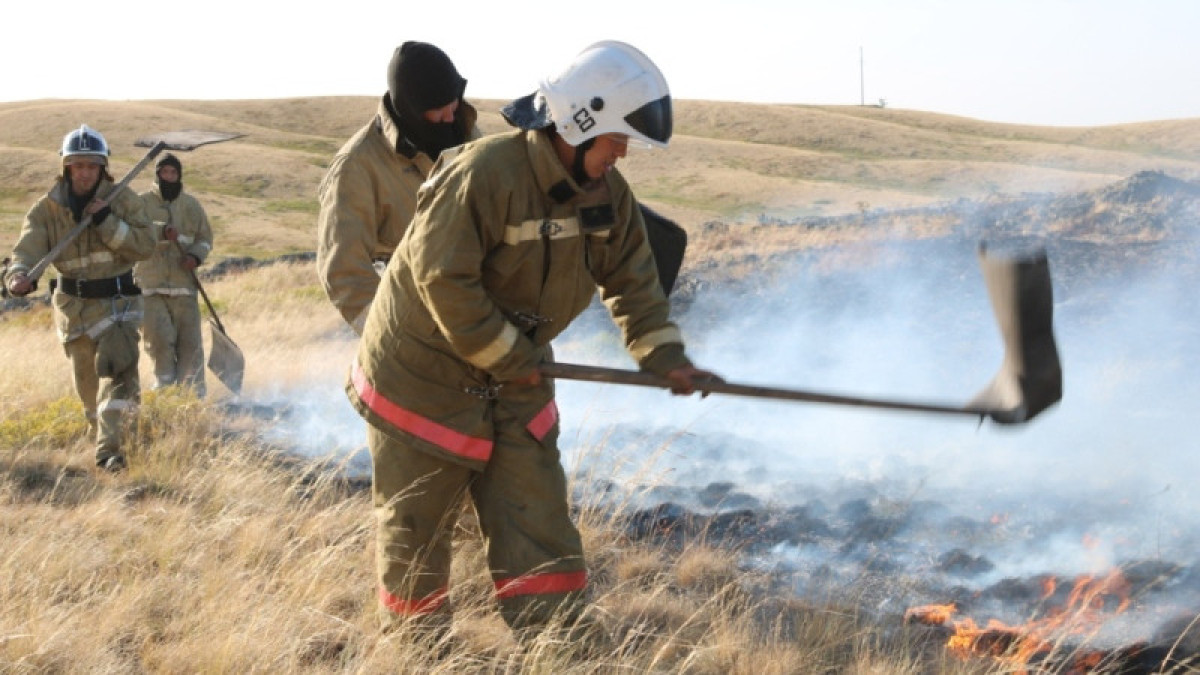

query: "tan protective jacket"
xmin=7 ymin=177 xmax=156 ymax=342
xmin=135 ymin=186 xmax=213 ymax=295
xmin=348 ymin=129 xmax=691 ymax=470
xmin=316 ymin=95 xmax=481 ymax=333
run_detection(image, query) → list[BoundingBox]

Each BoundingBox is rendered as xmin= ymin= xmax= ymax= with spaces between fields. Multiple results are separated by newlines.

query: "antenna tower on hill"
xmin=859 ymin=46 xmax=865 ymax=106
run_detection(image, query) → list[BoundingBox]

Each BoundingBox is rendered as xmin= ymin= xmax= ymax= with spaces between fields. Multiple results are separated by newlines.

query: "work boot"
xmin=98 ymin=454 xmax=126 ymax=473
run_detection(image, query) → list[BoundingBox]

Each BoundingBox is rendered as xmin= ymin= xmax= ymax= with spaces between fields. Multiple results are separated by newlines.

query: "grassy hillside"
xmin=4 ymin=97 xmax=1199 ymax=262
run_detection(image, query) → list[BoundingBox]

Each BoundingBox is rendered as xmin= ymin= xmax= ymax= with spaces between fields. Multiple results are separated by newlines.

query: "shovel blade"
xmin=207 ymin=318 xmax=245 ymax=394
xmin=135 ymin=130 xmax=245 ymax=151
xmin=969 ymin=247 xmax=1063 ymax=423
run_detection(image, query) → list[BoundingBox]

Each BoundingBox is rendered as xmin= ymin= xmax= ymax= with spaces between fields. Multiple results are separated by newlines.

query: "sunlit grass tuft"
xmin=0 ymin=395 xmax=89 ymax=449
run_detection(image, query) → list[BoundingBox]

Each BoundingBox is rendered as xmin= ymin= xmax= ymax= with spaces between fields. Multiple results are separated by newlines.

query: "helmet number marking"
xmin=573 ymin=109 xmax=596 ymax=133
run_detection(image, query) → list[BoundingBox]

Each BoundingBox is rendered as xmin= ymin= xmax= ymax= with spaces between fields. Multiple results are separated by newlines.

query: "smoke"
xmin=257 ymin=228 xmax=1199 ymax=638
xmin=257 ymin=384 xmax=372 ymax=476
xmin=554 ymin=234 xmax=1200 ymax=578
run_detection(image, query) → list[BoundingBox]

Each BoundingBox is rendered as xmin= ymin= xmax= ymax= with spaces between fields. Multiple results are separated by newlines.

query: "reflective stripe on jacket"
xmin=135 ymin=186 xmax=213 ymax=295
xmin=316 ymin=95 xmax=481 ymax=333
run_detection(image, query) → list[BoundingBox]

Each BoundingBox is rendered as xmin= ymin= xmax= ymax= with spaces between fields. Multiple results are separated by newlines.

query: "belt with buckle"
xmin=57 ymin=271 xmax=142 ymax=298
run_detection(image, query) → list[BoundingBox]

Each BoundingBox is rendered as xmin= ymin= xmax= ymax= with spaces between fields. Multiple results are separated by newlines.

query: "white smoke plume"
xmin=256 ymin=226 xmax=1199 ymax=642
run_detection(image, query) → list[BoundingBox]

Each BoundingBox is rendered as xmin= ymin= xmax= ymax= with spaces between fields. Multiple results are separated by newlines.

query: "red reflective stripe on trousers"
xmin=352 ymin=362 xmax=493 ymax=462
xmin=379 ymin=586 xmax=447 ymax=615
xmin=526 ymin=399 xmax=559 ymax=441
xmin=494 ymin=570 xmax=588 ymax=599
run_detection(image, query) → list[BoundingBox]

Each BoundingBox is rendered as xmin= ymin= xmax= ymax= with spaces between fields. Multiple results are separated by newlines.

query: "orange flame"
xmin=906 ymin=569 xmax=1131 ymax=672
xmin=904 ymin=603 xmax=957 ymax=626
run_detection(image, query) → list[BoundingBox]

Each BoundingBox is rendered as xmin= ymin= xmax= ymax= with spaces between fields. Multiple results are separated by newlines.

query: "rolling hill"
xmin=3 ymin=96 xmax=1198 ymax=266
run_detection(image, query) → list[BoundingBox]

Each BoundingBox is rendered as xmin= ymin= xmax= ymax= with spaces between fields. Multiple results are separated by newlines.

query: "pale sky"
xmin=3 ymin=0 xmax=1197 ymax=127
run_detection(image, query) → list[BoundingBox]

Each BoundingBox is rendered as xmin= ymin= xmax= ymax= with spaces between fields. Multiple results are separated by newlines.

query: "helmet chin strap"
xmin=571 ymin=137 xmax=596 ymax=185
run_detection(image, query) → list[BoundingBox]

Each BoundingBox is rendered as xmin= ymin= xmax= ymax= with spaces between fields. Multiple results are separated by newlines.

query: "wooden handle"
xmin=539 ymin=361 xmax=1000 ymax=419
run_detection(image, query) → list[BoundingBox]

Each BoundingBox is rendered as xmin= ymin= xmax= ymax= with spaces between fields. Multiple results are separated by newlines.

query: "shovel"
xmin=26 ymin=130 xmax=243 ymax=284
xmin=541 ymin=246 xmax=1062 ymax=425
xmin=194 ymin=267 xmax=244 ymax=395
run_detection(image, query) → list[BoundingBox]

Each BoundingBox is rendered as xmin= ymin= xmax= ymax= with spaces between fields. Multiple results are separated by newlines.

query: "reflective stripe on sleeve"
xmin=628 ymin=325 xmax=683 ymax=362
xmin=465 ymin=322 xmax=520 ymax=371
xmin=526 ymin=400 xmax=558 ymax=441
xmin=494 ymin=570 xmax=587 ymax=599
xmin=379 ymin=586 xmax=447 ymax=616
xmin=177 ymin=234 xmax=194 ymax=245
xmin=107 ymin=220 xmax=131 ymax=249
xmin=351 ymin=362 xmax=493 ymax=462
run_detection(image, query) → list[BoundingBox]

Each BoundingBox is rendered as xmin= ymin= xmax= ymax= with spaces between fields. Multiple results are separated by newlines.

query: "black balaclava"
xmin=156 ymin=153 xmax=183 ymax=202
xmin=386 ymin=41 xmax=467 ymax=159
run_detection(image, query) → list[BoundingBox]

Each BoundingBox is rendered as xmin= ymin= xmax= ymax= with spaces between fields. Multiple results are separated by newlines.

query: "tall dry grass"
xmin=0 ymin=261 xmax=1008 ymax=673
xmin=9 ymin=92 xmax=1196 ymax=670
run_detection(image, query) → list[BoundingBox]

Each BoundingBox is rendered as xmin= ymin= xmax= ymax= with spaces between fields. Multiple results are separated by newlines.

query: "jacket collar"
xmin=525 ymin=129 xmax=581 ymax=204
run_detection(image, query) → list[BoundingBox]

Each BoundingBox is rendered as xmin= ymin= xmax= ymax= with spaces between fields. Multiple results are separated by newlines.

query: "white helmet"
xmin=538 ymin=41 xmax=672 ymax=149
xmin=61 ymin=124 xmax=110 ymax=165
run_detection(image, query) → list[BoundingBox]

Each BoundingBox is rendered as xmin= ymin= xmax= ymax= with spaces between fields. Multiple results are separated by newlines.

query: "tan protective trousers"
xmin=368 ymin=400 xmax=587 ymax=632
xmin=64 ymin=326 xmax=141 ymax=464
xmin=142 ymin=293 xmax=206 ymax=397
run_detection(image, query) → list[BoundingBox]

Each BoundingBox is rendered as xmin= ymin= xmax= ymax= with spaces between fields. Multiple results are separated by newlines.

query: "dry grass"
xmin=4 ymin=97 xmax=1199 ymax=672
xmin=1 ymin=260 xmax=1007 ymax=673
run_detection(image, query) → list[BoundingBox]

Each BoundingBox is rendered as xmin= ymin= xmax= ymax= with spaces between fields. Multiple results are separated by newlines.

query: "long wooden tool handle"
xmin=192 ymin=268 xmax=225 ymax=334
xmin=173 ymin=240 xmax=225 ymax=334
xmin=540 ymin=361 xmax=1003 ymax=419
xmin=29 ymin=141 xmax=168 ymax=282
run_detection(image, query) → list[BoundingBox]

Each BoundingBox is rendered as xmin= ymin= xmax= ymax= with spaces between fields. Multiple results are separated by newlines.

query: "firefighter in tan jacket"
xmin=4 ymin=125 xmax=157 ymax=472
xmin=317 ymin=41 xmax=481 ymax=334
xmin=136 ymin=153 xmax=213 ymax=397
xmin=347 ymin=41 xmax=718 ymax=634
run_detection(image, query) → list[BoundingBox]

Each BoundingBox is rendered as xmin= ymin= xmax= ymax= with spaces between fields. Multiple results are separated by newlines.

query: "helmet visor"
xmin=624 ymin=95 xmax=672 ymax=146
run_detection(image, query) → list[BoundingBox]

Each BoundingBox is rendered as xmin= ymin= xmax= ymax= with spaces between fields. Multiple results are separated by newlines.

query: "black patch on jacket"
xmin=578 ymin=204 xmax=615 ymax=233
xmin=548 ymin=180 xmax=576 ymax=204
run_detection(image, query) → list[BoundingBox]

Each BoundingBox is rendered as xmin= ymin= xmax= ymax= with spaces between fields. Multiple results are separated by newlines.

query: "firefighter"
xmin=316 ymin=41 xmax=482 ymax=334
xmin=136 ymin=153 xmax=213 ymax=397
xmin=346 ymin=41 xmax=718 ymax=635
xmin=4 ymin=125 xmax=157 ymax=472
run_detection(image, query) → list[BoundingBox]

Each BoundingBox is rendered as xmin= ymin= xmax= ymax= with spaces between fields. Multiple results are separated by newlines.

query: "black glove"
xmin=85 ymin=205 xmax=112 ymax=226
